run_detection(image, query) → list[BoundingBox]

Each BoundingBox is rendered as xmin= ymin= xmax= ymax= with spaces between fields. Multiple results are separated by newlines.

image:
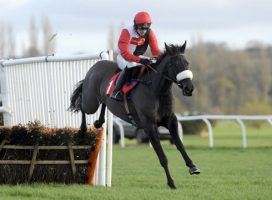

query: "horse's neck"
xmin=138 ymin=56 xmax=174 ymax=118
xmin=150 ymin=56 xmax=172 ymax=95
xmin=152 ymin=56 xmax=174 ymax=117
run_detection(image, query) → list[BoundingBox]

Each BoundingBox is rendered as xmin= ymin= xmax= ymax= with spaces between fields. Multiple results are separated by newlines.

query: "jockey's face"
xmin=136 ymin=23 xmax=150 ymax=36
xmin=137 ymin=28 xmax=148 ymax=36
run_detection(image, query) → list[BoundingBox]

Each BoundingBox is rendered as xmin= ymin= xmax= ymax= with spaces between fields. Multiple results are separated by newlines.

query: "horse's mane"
xmin=156 ymin=44 xmax=183 ymax=65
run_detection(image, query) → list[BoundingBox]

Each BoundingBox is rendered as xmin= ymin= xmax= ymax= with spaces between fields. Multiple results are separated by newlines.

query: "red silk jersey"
xmin=117 ymin=24 xmax=160 ymax=63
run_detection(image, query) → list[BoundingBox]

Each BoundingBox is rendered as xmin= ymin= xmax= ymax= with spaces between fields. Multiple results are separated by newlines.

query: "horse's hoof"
xmin=94 ymin=120 xmax=102 ymax=128
xmin=189 ymin=167 xmax=200 ymax=175
xmin=167 ymin=181 xmax=176 ymax=189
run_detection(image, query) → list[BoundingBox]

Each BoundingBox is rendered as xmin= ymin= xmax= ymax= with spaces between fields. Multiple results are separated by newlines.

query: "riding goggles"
xmin=136 ymin=23 xmax=151 ymax=30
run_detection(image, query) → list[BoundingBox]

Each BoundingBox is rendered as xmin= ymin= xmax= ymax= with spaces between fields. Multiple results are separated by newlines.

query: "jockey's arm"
xmin=149 ymin=29 xmax=161 ymax=57
xmin=118 ymin=29 xmax=141 ymax=63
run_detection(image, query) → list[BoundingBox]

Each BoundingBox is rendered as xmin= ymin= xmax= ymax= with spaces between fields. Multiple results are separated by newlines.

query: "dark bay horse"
xmin=70 ymin=41 xmax=200 ymax=189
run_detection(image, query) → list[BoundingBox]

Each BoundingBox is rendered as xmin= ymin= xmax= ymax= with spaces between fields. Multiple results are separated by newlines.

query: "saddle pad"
xmin=106 ymin=72 xmax=138 ymax=96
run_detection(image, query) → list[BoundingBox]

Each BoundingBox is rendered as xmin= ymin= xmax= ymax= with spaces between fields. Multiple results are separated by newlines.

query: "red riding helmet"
xmin=134 ymin=11 xmax=152 ymax=25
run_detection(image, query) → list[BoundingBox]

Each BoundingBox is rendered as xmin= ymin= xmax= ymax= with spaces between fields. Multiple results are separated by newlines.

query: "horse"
xmin=69 ymin=41 xmax=200 ymax=189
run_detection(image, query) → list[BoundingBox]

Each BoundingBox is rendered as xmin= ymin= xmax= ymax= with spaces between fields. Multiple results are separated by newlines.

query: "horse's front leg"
xmin=165 ymin=113 xmax=200 ymax=175
xmin=144 ymin=123 xmax=176 ymax=189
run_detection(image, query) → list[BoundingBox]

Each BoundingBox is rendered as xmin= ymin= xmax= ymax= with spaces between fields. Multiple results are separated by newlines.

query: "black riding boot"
xmin=110 ymin=67 xmax=128 ymax=101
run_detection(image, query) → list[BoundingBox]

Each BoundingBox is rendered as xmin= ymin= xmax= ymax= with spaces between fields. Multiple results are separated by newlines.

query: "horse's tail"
xmin=69 ymin=80 xmax=84 ymax=112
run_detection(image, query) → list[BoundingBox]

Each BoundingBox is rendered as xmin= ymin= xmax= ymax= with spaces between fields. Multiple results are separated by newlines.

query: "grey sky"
xmin=1 ymin=0 xmax=272 ymax=55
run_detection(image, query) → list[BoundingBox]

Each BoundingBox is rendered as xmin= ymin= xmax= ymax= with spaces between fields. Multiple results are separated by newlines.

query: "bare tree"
xmin=187 ymin=36 xmax=209 ymax=112
xmin=177 ymin=39 xmax=272 ymax=114
xmin=0 ymin=23 xmax=5 ymax=58
xmin=24 ymin=16 xmax=41 ymax=57
xmin=258 ymin=47 xmax=271 ymax=103
xmin=42 ymin=16 xmax=56 ymax=55
xmin=107 ymin=24 xmax=115 ymax=51
xmin=0 ymin=23 xmax=16 ymax=59
xmin=1 ymin=16 xmax=57 ymax=59
xmin=7 ymin=25 xmax=16 ymax=58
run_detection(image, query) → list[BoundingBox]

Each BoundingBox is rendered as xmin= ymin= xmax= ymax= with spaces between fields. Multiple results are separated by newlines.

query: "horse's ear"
xmin=164 ymin=43 xmax=172 ymax=54
xmin=180 ymin=41 xmax=187 ymax=53
xmin=164 ymin=43 xmax=171 ymax=53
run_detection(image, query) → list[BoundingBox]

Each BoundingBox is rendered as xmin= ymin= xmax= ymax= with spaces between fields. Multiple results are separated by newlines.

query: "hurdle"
xmin=0 ymin=51 xmax=114 ymax=186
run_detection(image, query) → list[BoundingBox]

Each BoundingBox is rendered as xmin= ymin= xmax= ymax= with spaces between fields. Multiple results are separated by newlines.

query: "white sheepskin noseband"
xmin=176 ymin=70 xmax=193 ymax=81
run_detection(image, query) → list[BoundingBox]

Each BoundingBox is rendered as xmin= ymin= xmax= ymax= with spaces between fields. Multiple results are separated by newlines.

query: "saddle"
xmin=106 ymin=66 xmax=146 ymax=97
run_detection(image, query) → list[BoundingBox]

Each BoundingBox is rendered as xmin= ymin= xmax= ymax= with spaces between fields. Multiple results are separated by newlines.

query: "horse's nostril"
xmin=182 ymin=86 xmax=193 ymax=96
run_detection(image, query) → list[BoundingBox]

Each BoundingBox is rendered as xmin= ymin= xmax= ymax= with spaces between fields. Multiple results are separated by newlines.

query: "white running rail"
xmin=177 ymin=114 xmax=272 ymax=148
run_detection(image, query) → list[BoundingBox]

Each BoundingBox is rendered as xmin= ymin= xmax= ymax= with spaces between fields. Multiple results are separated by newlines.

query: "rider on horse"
xmin=110 ymin=11 xmax=161 ymax=101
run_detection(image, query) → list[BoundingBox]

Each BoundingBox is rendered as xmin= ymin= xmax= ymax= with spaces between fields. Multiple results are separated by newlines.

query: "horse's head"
xmin=163 ymin=41 xmax=194 ymax=96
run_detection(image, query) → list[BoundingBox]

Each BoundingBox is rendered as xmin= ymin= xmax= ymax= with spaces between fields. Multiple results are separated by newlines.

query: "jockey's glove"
xmin=139 ymin=58 xmax=152 ymax=66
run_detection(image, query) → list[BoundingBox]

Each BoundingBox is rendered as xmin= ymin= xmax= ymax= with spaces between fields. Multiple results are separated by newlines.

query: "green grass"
xmin=0 ymin=122 xmax=271 ymax=200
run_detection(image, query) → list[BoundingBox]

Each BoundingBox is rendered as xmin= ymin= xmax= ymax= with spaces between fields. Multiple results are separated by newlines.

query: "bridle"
xmin=145 ymin=53 xmax=192 ymax=87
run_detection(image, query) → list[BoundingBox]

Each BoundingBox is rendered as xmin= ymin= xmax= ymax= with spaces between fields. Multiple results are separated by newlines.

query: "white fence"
xmin=0 ymin=52 xmax=114 ymax=186
xmin=1 ymin=53 xmax=108 ymax=127
xmin=177 ymin=114 xmax=272 ymax=148
xmin=113 ymin=114 xmax=272 ymax=149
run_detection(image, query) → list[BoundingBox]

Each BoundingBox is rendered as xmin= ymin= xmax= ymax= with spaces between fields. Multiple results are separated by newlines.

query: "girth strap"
xmin=123 ymin=94 xmax=137 ymax=126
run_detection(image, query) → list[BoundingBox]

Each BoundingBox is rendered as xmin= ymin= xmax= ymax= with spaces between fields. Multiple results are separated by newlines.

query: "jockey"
xmin=110 ymin=11 xmax=161 ymax=101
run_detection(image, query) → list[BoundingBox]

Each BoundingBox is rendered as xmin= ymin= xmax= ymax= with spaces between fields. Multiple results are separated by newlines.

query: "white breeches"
xmin=116 ymin=54 xmax=149 ymax=70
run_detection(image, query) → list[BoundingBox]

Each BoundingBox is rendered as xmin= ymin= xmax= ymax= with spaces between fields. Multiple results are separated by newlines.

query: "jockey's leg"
xmin=110 ymin=67 xmax=129 ymax=101
xmin=111 ymin=55 xmax=139 ymax=101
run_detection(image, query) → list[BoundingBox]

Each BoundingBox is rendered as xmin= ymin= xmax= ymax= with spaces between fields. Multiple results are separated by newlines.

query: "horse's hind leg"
xmin=80 ymin=108 xmax=87 ymax=134
xmin=166 ymin=114 xmax=200 ymax=175
xmin=94 ymin=104 xmax=106 ymax=128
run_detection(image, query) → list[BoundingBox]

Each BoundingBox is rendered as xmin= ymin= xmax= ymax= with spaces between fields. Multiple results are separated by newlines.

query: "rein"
xmin=146 ymin=64 xmax=179 ymax=84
